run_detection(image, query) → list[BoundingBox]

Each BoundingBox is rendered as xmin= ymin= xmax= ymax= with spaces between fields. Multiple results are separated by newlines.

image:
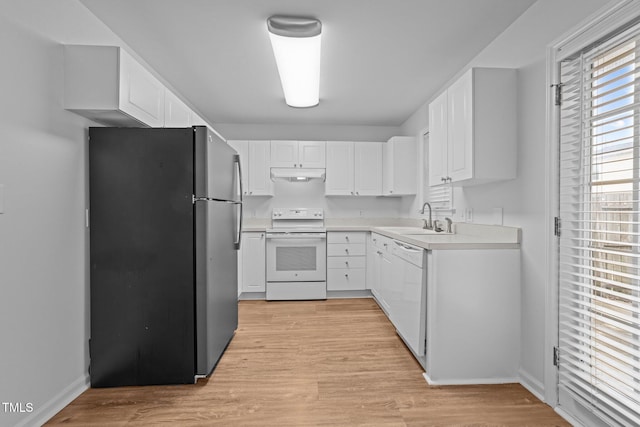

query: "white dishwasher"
xmin=390 ymin=239 xmax=426 ymax=361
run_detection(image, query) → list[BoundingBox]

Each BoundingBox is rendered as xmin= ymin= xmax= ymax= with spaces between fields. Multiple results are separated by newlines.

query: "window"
xmin=558 ymin=23 xmax=640 ymax=426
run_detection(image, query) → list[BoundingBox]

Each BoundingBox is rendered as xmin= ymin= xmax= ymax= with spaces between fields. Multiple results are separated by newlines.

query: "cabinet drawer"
xmin=327 ymin=256 xmax=366 ymax=269
xmin=327 ymin=268 xmax=366 ymax=291
xmin=327 ymin=243 xmax=366 ymax=257
xmin=370 ymin=233 xmax=394 ymax=251
xmin=328 ymin=232 xmax=366 ymax=244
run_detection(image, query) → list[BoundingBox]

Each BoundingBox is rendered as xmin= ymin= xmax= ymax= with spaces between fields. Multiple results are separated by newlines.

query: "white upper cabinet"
xmin=163 ymin=90 xmax=191 ymax=127
xmin=271 ymin=140 xmax=325 ymax=168
xmin=190 ymin=111 xmax=207 ymax=126
xmin=65 ymin=45 xmax=163 ymax=126
xmin=325 ymin=141 xmax=382 ymax=196
xmin=118 ymin=49 xmax=165 ymax=127
xmin=65 ymin=45 xmax=166 ymax=127
xmin=354 ymin=142 xmax=383 ymax=195
xmin=382 ymin=136 xmax=416 ymax=195
xmin=428 ymin=67 xmax=516 ymax=187
xmin=227 ymin=140 xmax=272 ymax=196
xmin=325 ymin=142 xmax=355 ymax=195
xmin=428 ymin=91 xmax=448 ymax=187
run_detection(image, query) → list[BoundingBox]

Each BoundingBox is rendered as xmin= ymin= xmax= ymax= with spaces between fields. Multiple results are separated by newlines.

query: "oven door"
xmin=266 ymin=233 xmax=327 ymax=282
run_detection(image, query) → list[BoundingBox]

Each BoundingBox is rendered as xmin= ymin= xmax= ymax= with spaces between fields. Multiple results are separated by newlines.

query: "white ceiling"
xmin=79 ymin=0 xmax=535 ymax=127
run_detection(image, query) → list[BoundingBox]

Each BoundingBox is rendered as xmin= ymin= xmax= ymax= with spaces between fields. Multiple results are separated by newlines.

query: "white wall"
xmin=0 ymin=2 xmax=128 ymax=426
xmin=400 ymin=0 xmax=612 ymax=401
xmin=216 ymin=123 xmax=401 ymax=142
xmin=220 ymin=123 xmax=411 ymax=219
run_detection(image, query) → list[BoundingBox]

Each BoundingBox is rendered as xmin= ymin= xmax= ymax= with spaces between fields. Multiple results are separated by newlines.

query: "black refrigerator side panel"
xmin=89 ymin=127 xmax=195 ymax=387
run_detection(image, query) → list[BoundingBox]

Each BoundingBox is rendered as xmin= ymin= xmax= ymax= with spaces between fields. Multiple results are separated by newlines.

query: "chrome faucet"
xmin=419 ymin=202 xmax=433 ymax=230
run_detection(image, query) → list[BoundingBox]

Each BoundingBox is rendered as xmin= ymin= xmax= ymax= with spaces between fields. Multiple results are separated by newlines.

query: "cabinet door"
xmin=299 ymin=141 xmax=326 ymax=168
xmin=227 ymin=140 xmax=249 ymax=196
xmin=118 ymin=49 xmax=165 ymax=127
xmin=248 ymin=141 xmax=273 ymax=196
xmin=270 ymin=140 xmax=299 ymax=167
xmin=164 ymin=90 xmax=191 ymax=127
xmin=366 ymin=239 xmax=377 ymax=291
xmin=190 ymin=111 xmax=207 ymax=126
xmin=382 ymin=141 xmax=394 ymax=195
xmin=447 ymin=70 xmax=473 ymax=183
xmin=354 ymin=142 xmax=382 ymax=195
xmin=325 ymin=141 xmax=354 ymax=195
xmin=377 ymin=251 xmax=394 ymax=316
xmin=428 ymin=90 xmax=448 ymax=186
xmin=241 ymin=232 xmax=266 ymax=293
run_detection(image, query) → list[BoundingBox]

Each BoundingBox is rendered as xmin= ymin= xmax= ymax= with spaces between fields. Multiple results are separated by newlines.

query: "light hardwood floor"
xmin=47 ymin=298 xmax=569 ymax=426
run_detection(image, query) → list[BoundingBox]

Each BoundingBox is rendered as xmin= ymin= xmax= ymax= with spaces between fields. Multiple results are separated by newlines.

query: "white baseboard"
xmin=423 ymin=372 xmax=519 ymax=386
xmin=518 ymin=368 xmax=546 ymax=403
xmin=15 ymin=374 xmax=89 ymax=427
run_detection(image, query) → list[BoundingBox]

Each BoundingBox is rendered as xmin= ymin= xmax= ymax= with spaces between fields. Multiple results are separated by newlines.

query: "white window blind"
xmin=558 ymin=23 xmax=640 ymax=427
xmin=427 ymin=184 xmax=453 ymax=211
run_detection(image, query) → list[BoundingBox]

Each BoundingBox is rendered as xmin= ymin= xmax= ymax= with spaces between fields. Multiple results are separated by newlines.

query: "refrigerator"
xmin=88 ymin=126 xmax=242 ymax=387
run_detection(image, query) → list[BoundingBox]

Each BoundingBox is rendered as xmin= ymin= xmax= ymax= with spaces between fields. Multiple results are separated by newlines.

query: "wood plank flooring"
xmin=47 ymin=298 xmax=569 ymax=426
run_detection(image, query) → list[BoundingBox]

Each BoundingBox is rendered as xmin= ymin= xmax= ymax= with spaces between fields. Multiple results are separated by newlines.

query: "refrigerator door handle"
xmin=234 ymin=201 xmax=243 ymax=250
xmin=234 ymin=154 xmax=243 ymax=203
xmin=233 ymin=154 xmax=243 ymax=250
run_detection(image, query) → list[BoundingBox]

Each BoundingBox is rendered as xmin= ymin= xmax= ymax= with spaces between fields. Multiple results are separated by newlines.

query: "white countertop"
xmin=241 ymin=218 xmax=520 ymax=250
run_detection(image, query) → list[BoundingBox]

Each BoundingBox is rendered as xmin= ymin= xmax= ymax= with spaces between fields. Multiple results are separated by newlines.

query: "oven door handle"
xmin=266 ymin=234 xmax=326 ymax=240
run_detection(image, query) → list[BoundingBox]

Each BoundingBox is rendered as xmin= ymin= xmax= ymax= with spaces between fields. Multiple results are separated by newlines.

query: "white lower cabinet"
xmin=424 ymin=248 xmax=520 ymax=384
xmin=367 ymin=233 xmax=394 ymax=314
xmin=369 ymin=231 xmax=520 ymax=384
xmin=238 ymin=232 xmax=266 ymax=295
xmin=327 ymin=232 xmax=366 ymax=291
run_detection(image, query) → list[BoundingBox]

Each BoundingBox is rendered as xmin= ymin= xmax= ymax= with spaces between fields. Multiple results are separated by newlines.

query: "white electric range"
xmin=265 ymin=208 xmax=327 ymax=300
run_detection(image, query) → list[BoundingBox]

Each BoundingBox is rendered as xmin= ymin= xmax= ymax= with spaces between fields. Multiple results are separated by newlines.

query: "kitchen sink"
xmin=376 ymin=226 xmax=453 ymax=235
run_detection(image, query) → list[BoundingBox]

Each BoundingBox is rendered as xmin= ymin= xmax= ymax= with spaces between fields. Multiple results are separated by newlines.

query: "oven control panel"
xmin=272 ymin=208 xmax=324 ymax=219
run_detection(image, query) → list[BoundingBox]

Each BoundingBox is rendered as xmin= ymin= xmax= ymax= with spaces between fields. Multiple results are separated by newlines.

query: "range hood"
xmin=270 ymin=168 xmax=326 ymax=182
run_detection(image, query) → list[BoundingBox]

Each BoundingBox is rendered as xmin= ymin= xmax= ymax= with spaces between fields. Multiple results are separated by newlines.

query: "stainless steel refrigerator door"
xmin=194 ymin=199 xmax=239 ymax=376
xmin=194 ymin=126 xmax=241 ymax=203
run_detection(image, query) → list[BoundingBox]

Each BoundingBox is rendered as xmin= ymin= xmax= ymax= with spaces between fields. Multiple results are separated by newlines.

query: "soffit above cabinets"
xmin=79 ymin=0 xmax=535 ymax=126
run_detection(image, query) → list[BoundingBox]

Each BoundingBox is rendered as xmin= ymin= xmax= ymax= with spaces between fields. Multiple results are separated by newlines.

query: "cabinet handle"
xmin=345 ymin=249 xmax=349 ymax=254
xmin=377 ymin=251 xmax=382 ymax=255
xmin=345 ymin=261 xmax=349 ymax=266
xmin=345 ymin=236 xmax=349 ymax=241
xmin=344 ymin=274 xmax=349 ymax=278
xmin=356 ymin=192 xmax=359 ymax=195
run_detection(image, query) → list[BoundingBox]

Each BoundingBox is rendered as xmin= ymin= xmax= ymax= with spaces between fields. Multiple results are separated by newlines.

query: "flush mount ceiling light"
xmin=267 ymin=15 xmax=322 ymax=108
